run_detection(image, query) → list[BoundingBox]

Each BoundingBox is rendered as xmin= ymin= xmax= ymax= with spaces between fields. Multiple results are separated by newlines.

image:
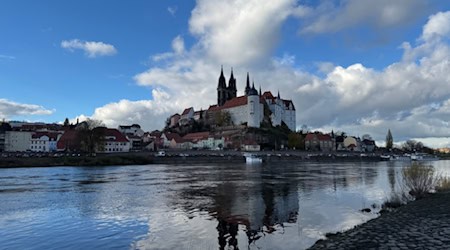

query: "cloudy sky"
xmin=1 ymin=0 xmax=450 ymax=147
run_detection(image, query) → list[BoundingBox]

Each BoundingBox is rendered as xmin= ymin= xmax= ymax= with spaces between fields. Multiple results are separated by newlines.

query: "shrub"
xmin=402 ymin=163 xmax=440 ymax=199
xmin=437 ymin=176 xmax=450 ymax=192
xmin=381 ymin=192 xmax=408 ymax=212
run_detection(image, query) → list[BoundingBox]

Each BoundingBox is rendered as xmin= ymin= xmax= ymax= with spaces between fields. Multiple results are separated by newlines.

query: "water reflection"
xmin=0 ymin=161 xmax=448 ymax=250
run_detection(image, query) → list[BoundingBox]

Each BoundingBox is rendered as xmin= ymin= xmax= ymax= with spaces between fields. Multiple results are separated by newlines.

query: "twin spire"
xmin=218 ymin=67 xmax=261 ymax=106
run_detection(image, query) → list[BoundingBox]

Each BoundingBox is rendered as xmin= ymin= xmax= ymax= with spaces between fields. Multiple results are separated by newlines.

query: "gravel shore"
xmin=309 ymin=191 xmax=450 ymax=249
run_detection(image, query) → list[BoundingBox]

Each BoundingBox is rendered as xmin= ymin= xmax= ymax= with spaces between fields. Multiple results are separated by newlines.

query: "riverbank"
xmin=0 ymin=151 xmax=383 ymax=167
xmin=309 ymin=191 xmax=450 ymax=249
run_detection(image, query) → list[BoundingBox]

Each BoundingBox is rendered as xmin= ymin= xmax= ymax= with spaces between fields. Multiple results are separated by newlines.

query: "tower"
xmin=228 ymin=68 xmax=237 ymax=99
xmin=244 ymin=72 xmax=251 ymax=96
xmin=217 ymin=66 xmax=227 ymax=106
xmin=247 ymin=84 xmax=260 ymax=128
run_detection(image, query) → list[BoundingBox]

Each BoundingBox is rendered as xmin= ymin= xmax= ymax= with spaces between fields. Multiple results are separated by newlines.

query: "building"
xmin=179 ymin=107 xmax=194 ymax=126
xmin=118 ymin=124 xmax=144 ymax=137
xmin=0 ymin=122 xmax=12 ymax=152
xmin=4 ymin=131 xmax=32 ymax=152
xmin=98 ymin=128 xmax=131 ymax=153
xmin=305 ymin=132 xmax=334 ymax=151
xmin=118 ymin=124 xmax=144 ymax=151
xmin=171 ymin=67 xmax=296 ymax=131
xmin=30 ymin=132 xmax=61 ymax=152
xmin=183 ymin=132 xmax=224 ymax=150
xmin=261 ymin=91 xmax=296 ymax=131
xmin=169 ymin=114 xmax=180 ymax=128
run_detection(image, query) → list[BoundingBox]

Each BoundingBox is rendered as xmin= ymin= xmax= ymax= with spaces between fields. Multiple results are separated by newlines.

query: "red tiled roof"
xmin=94 ymin=128 xmax=129 ymax=142
xmin=209 ymin=96 xmax=254 ymax=111
xmin=182 ymin=107 xmax=193 ymax=115
xmin=183 ymin=132 xmax=210 ymax=142
xmin=262 ymin=91 xmax=274 ymax=100
xmin=32 ymin=132 xmax=59 ymax=140
xmin=57 ymin=130 xmax=79 ymax=150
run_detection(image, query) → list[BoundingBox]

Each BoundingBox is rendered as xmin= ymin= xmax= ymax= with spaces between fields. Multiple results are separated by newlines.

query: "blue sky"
xmin=2 ymin=0 xmax=450 ymax=147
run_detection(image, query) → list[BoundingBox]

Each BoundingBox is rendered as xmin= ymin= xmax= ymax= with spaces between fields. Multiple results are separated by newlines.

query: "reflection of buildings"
xmin=173 ymin=167 xmax=299 ymax=248
xmin=170 ymin=162 xmax=382 ymax=249
xmin=212 ymin=179 xmax=299 ymax=248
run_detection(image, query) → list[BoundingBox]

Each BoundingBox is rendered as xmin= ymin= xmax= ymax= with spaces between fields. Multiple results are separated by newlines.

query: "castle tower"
xmin=228 ymin=68 xmax=237 ymax=100
xmin=217 ymin=66 xmax=227 ymax=106
xmin=247 ymin=83 xmax=261 ymax=128
xmin=244 ymin=72 xmax=251 ymax=96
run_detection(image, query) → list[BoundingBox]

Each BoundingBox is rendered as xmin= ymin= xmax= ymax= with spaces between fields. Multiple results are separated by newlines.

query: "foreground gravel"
xmin=309 ymin=191 xmax=450 ymax=249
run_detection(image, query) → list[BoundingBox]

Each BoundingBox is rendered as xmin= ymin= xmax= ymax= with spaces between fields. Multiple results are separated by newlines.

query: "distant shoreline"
xmin=0 ymin=151 xmax=385 ymax=168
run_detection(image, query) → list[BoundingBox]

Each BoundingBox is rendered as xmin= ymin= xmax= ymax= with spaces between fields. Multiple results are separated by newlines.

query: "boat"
xmin=243 ymin=153 xmax=263 ymax=164
xmin=390 ymin=154 xmax=411 ymax=161
xmin=380 ymin=154 xmax=391 ymax=161
xmin=411 ymin=153 xmax=439 ymax=161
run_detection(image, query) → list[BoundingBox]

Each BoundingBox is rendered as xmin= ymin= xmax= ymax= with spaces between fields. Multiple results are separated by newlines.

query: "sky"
xmin=1 ymin=0 xmax=450 ymax=148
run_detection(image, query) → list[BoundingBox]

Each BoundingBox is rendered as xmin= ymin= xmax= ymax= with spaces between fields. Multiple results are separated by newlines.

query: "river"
xmin=0 ymin=160 xmax=449 ymax=249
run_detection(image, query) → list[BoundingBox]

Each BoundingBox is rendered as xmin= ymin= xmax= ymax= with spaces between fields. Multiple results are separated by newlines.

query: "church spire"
xmin=245 ymin=72 xmax=251 ymax=96
xmin=277 ymin=90 xmax=280 ymax=99
xmin=218 ymin=65 xmax=226 ymax=88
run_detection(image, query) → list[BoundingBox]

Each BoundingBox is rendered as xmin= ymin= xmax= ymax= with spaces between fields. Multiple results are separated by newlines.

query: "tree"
xmin=214 ymin=110 xmax=232 ymax=127
xmin=386 ymin=129 xmax=393 ymax=150
xmin=288 ymin=132 xmax=304 ymax=150
xmin=76 ymin=118 xmax=105 ymax=154
xmin=402 ymin=140 xmax=424 ymax=152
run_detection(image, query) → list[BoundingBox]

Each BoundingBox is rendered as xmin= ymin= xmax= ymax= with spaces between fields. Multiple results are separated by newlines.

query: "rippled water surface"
xmin=1 ymin=160 xmax=449 ymax=249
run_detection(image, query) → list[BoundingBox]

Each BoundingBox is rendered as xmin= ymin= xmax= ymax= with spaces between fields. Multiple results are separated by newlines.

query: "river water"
xmin=0 ymin=160 xmax=449 ymax=250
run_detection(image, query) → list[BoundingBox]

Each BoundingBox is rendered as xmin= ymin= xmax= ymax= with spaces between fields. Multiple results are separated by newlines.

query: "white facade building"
xmin=118 ymin=124 xmax=144 ymax=137
xmin=30 ymin=132 xmax=61 ymax=152
xmin=5 ymin=131 xmax=32 ymax=152
xmin=262 ymin=91 xmax=296 ymax=131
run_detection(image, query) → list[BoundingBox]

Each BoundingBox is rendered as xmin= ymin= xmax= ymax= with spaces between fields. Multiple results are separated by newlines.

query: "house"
xmin=97 ymin=128 xmax=131 ymax=153
xmin=242 ymin=139 xmax=260 ymax=151
xmin=183 ymin=132 xmax=225 ymax=149
xmin=160 ymin=132 xmax=182 ymax=148
xmin=169 ymin=114 xmax=180 ymax=127
xmin=305 ymin=133 xmax=334 ymax=151
xmin=361 ymin=139 xmax=376 ymax=152
xmin=30 ymin=132 xmax=61 ymax=152
xmin=4 ymin=131 xmax=32 ymax=152
xmin=179 ymin=107 xmax=194 ymax=125
xmin=343 ymin=136 xmax=360 ymax=151
xmin=0 ymin=122 xmax=12 ymax=152
xmin=118 ymin=124 xmax=144 ymax=137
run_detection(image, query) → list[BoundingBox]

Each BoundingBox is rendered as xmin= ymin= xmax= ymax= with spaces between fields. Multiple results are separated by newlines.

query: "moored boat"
xmin=243 ymin=153 xmax=263 ymax=164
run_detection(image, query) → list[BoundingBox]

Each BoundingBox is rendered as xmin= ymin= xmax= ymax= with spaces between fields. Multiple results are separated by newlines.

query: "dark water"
xmin=0 ymin=161 xmax=449 ymax=250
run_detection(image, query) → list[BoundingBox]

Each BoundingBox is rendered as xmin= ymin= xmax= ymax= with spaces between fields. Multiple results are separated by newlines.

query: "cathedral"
xmin=170 ymin=67 xmax=296 ymax=131
xmin=213 ymin=67 xmax=296 ymax=131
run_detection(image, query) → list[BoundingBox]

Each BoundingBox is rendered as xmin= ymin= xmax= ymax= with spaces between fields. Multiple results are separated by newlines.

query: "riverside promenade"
xmin=309 ymin=191 xmax=450 ymax=249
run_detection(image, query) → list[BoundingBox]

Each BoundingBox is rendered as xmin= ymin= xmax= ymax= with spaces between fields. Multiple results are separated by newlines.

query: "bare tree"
xmin=76 ymin=119 xmax=105 ymax=154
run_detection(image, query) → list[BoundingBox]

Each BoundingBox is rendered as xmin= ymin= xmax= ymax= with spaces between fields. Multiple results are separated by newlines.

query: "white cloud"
xmin=168 ymin=6 xmax=177 ymax=17
xmin=172 ymin=36 xmax=185 ymax=54
xmin=0 ymin=99 xmax=53 ymax=118
xmin=421 ymin=11 xmax=450 ymax=41
xmin=81 ymin=2 xmax=450 ymax=147
xmin=189 ymin=0 xmax=296 ymax=66
xmin=299 ymin=0 xmax=429 ymax=34
xmin=61 ymin=39 xmax=117 ymax=58
xmin=0 ymin=54 xmax=15 ymax=60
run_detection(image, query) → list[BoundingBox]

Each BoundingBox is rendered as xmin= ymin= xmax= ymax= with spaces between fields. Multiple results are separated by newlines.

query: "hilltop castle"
xmin=169 ymin=67 xmax=296 ymax=131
